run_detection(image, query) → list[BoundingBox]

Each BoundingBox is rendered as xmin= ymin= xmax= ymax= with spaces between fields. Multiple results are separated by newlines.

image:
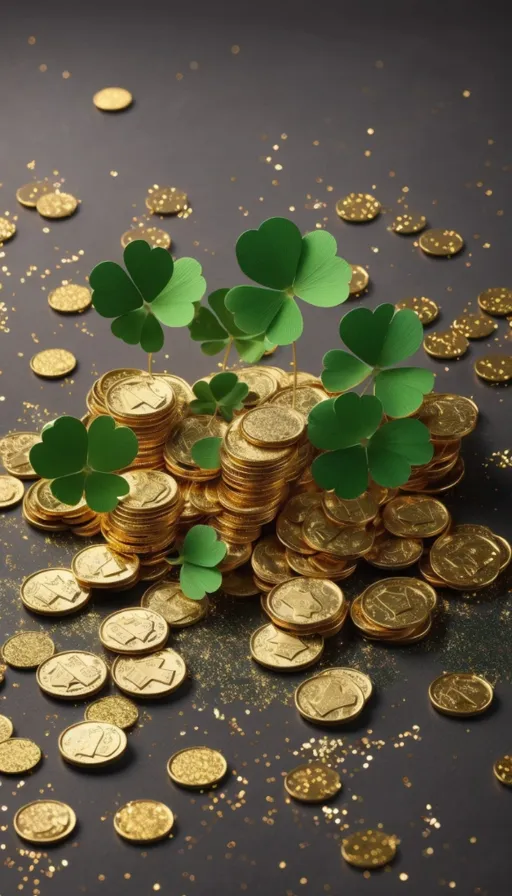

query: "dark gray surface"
xmin=0 ymin=1 xmax=511 ymax=894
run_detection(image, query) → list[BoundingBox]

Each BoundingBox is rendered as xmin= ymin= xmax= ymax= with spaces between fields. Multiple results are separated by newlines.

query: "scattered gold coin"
xmin=85 ymin=695 xmax=139 ymax=730
xmin=419 ymin=228 xmax=464 ymax=256
xmin=48 ymin=284 xmax=92 ymax=313
xmin=0 ymin=738 xmax=42 ymax=774
xmin=93 ymin=87 xmax=133 ymax=111
xmin=395 ymin=296 xmax=439 ymax=325
xmin=0 ymin=474 xmax=24 ymax=509
xmin=318 ymin=667 xmax=373 ymax=702
xmin=21 ymin=568 xmax=91 ymax=616
xmin=494 ymin=755 xmax=512 ymax=787
xmin=429 ymin=672 xmax=494 ymax=717
xmin=383 ymin=495 xmax=450 ymax=538
xmin=30 ymin=348 xmax=77 ymax=378
xmin=0 ymin=431 xmax=40 ymax=479
xmin=1 ymin=631 xmax=55 ymax=669
xmin=121 ymin=227 xmax=171 ymax=249
xmin=423 ymin=328 xmax=469 ymax=359
xmin=295 ymin=669 xmax=365 ymax=725
xmin=112 ymin=648 xmax=187 ymax=699
xmin=365 ymin=534 xmax=423 ymax=569
xmin=16 ymin=181 xmax=52 ymax=208
xmin=59 ymin=721 xmax=127 ymax=767
xmin=391 ymin=211 xmax=427 ymax=234
xmin=452 ymin=311 xmax=497 ymax=339
xmin=341 ymin=829 xmax=398 ymax=869
xmin=37 ymin=651 xmax=108 ymax=700
xmin=99 ymin=608 xmax=169 ymax=655
xmin=250 ymin=623 xmax=324 ymax=671
xmin=418 ymin=393 xmax=478 ymax=440
xmin=348 ymin=264 xmax=369 ymax=295
xmin=145 ymin=186 xmax=188 ymax=215
xmin=0 ymin=217 xmax=16 ymax=242
xmin=14 ymin=800 xmax=77 ymax=844
xmin=114 ymin=800 xmax=174 ymax=843
xmin=478 ymin=287 xmax=512 ymax=317
xmin=71 ymin=544 xmax=140 ymax=590
xmin=141 ymin=580 xmax=208 ymax=627
xmin=475 ymin=354 xmax=512 ymax=383
xmin=168 ymin=746 xmax=228 ymax=789
xmin=430 ymin=532 xmax=500 ymax=589
xmin=336 ymin=192 xmax=381 ymax=222
xmin=36 ymin=192 xmax=78 ymax=219
xmin=284 ymin=762 xmax=342 ymax=802
xmin=0 ymin=715 xmax=14 ymax=744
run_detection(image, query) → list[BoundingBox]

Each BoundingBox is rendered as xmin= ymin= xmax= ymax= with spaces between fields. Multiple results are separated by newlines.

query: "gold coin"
xmin=319 ymin=667 xmax=373 ymax=702
xmin=167 ymin=746 xmax=227 ymax=789
xmin=361 ymin=577 xmax=435 ymax=630
xmin=348 ymin=265 xmax=369 ymax=295
xmin=430 ymin=532 xmax=500 ymax=588
xmin=266 ymin=578 xmax=344 ymax=632
xmin=2 ymin=631 xmax=55 ymax=669
xmin=14 ymin=800 xmax=76 ymax=844
xmin=322 ymin=491 xmax=378 ymax=527
xmin=145 ymin=186 xmax=188 ymax=215
xmin=48 ymin=284 xmax=92 ymax=313
xmin=154 ymin=372 xmax=194 ymax=411
xmin=71 ymin=545 xmax=140 ymax=589
xmin=16 ymin=181 xmax=52 ymax=208
xmin=114 ymin=800 xmax=174 ymax=842
xmin=336 ymin=193 xmax=381 ymax=222
xmin=303 ymin=507 xmax=374 ymax=558
xmin=269 ymin=383 xmax=328 ymax=417
xmin=419 ymin=228 xmax=464 ymax=256
xmin=0 ymin=217 xmax=16 ymax=242
xmin=21 ymin=568 xmax=91 ymax=616
xmin=120 ymin=470 xmax=179 ymax=511
xmin=106 ymin=374 xmax=174 ymax=418
xmin=250 ymin=623 xmax=323 ymax=671
xmin=418 ymin=393 xmax=478 ymax=440
xmin=478 ymin=287 xmax=512 ymax=317
xmin=112 ymin=648 xmax=187 ymax=698
xmin=235 ymin=366 xmax=280 ymax=406
xmin=383 ymin=495 xmax=450 ymax=537
xmin=429 ymin=672 xmax=493 ymax=717
xmin=284 ymin=762 xmax=342 ymax=802
xmin=452 ymin=312 xmax=497 ymax=339
xmin=59 ymin=721 xmax=127 ymax=766
xmin=165 ymin=415 xmax=227 ymax=468
xmin=141 ymin=580 xmax=208 ymax=627
xmin=341 ymin=829 xmax=397 ymax=868
xmin=241 ymin=406 xmax=305 ymax=448
xmin=0 ymin=715 xmax=14 ymax=743
xmin=0 ymin=474 xmax=24 ymax=509
xmin=494 ymin=755 xmax=512 ymax=787
xmin=365 ymin=533 xmax=423 ymax=569
xmin=475 ymin=354 xmax=512 ymax=383
xmin=36 ymin=192 xmax=78 ymax=219
xmin=30 ymin=348 xmax=76 ymax=378
xmin=99 ymin=608 xmax=169 ymax=655
xmin=423 ymin=328 xmax=469 ymax=359
xmin=37 ymin=651 xmax=108 ymax=700
xmin=395 ymin=296 xmax=439 ymax=325
xmin=0 ymin=738 xmax=42 ymax=774
xmin=93 ymin=86 xmax=133 ymax=111
xmin=85 ymin=695 xmax=139 ymax=729
xmin=295 ymin=670 xmax=365 ymax=725
xmin=251 ymin=535 xmax=291 ymax=584
xmin=391 ymin=211 xmax=427 ymax=234
xmin=0 ymin=431 xmax=40 ymax=479
xmin=121 ymin=226 xmax=171 ymax=250
xmin=222 ymin=567 xmax=260 ymax=597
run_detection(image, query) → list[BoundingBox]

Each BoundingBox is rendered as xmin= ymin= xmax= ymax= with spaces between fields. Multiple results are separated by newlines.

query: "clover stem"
xmin=291 ymin=341 xmax=298 ymax=409
xmin=206 ymin=408 xmax=219 ymax=432
xmin=148 ymin=353 xmax=153 ymax=376
xmin=360 ymin=376 xmax=374 ymax=397
xmin=221 ymin=337 xmax=234 ymax=371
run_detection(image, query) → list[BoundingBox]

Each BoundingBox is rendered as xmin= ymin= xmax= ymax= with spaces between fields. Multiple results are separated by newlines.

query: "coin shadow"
xmin=61 ymin=743 xmax=135 ymax=777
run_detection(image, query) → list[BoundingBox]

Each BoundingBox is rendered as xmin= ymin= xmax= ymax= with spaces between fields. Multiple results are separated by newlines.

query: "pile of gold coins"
xmin=351 ymin=577 xmax=437 ymax=644
xmin=22 ymin=480 xmax=100 ymax=536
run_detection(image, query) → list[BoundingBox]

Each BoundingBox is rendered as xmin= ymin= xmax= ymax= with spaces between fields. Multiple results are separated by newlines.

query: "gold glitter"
xmin=121 ymin=227 xmax=171 ymax=250
xmin=14 ymin=801 xmax=76 ymax=844
xmin=419 ymin=229 xmax=464 ymax=256
xmin=0 ymin=218 xmax=17 ymax=242
xmin=284 ymin=762 xmax=342 ymax=802
xmin=145 ymin=186 xmax=188 ymax=216
xmin=336 ymin=193 xmax=381 ymax=222
xmin=84 ymin=695 xmax=139 ymax=730
xmin=474 ymin=354 xmax=512 ymax=383
xmin=478 ymin=287 xmax=512 ymax=316
xmin=348 ymin=264 xmax=369 ymax=295
xmin=167 ymin=747 xmax=228 ymax=789
xmin=396 ymin=296 xmax=439 ymax=325
xmin=1 ymin=631 xmax=55 ymax=669
xmin=114 ymin=800 xmax=174 ymax=842
xmin=48 ymin=284 xmax=91 ymax=314
xmin=36 ymin=192 xmax=78 ymax=219
xmin=29 ymin=348 xmax=77 ymax=378
xmin=0 ymin=739 xmax=42 ymax=774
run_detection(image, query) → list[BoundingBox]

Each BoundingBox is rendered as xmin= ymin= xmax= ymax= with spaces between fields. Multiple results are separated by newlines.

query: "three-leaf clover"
xmin=29 ymin=415 xmax=138 ymax=512
xmin=190 ymin=372 xmax=249 ymax=422
xmin=225 ymin=218 xmax=352 ymax=345
xmin=90 ymin=240 xmax=206 ymax=353
xmin=189 ymin=288 xmax=266 ymax=362
xmin=167 ymin=524 xmax=227 ymax=599
xmin=322 ymin=304 xmax=434 ymax=417
xmin=308 ymin=393 xmax=433 ymax=499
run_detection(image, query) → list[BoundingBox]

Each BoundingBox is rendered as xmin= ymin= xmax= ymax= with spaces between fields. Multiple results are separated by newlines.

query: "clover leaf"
xmin=225 ymin=218 xmax=351 ymax=346
xmin=191 ymin=437 xmax=222 ymax=470
xmin=189 ymin=288 xmax=266 ymax=362
xmin=90 ymin=240 xmax=206 ymax=354
xmin=308 ymin=393 xmax=433 ymax=498
xmin=29 ymin=415 xmax=138 ymax=512
xmin=321 ymin=304 xmax=434 ymax=417
xmin=167 ymin=524 xmax=227 ymax=599
xmin=190 ymin=372 xmax=249 ymax=423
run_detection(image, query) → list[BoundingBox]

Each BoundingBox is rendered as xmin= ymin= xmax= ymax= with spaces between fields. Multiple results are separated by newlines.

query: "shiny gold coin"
xmin=419 ymin=228 xmax=464 ymax=256
xmin=319 ymin=667 xmax=373 ymax=702
xmin=0 ymin=431 xmax=40 ymax=479
xmin=235 ymin=366 xmax=280 ymax=406
xmin=141 ymin=580 xmax=208 ymax=627
xmin=0 ymin=217 xmax=16 ymax=242
xmin=336 ymin=192 xmax=381 ymax=222
xmin=251 ymin=535 xmax=291 ymax=584
xmin=418 ymin=393 xmax=478 ymax=440
xmin=59 ymin=720 xmax=127 ymax=766
xmin=37 ymin=651 xmax=108 ymax=700
xmin=250 ymin=623 xmax=323 ymax=671
xmin=112 ymin=648 xmax=187 ymax=699
xmin=106 ymin=374 xmax=174 ymax=419
xmin=430 ymin=532 xmax=500 ymax=588
xmin=365 ymin=534 xmax=423 ymax=569
xmin=361 ymin=577 xmax=435 ymax=630
xmin=295 ymin=670 xmax=365 ymax=725
xmin=341 ymin=829 xmax=397 ymax=869
xmin=494 ymin=755 xmax=512 ymax=787
xmin=14 ymin=800 xmax=77 ymax=844
xmin=93 ymin=86 xmax=133 ymax=111
xmin=71 ymin=545 xmax=140 ymax=590
xmin=383 ymin=495 xmax=450 ymax=537
xmin=16 ymin=181 xmax=52 ymax=208
xmin=30 ymin=348 xmax=76 ymax=378
xmin=452 ymin=311 xmax=497 ymax=339
xmin=475 ymin=354 xmax=512 ymax=383
xmin=114 ymin=800 xmax=174 ymax=842
xmin=266 ymin=578 xmax=344 ymax=632
xmin=348 ymin=264 xmax=369 ymax=295
xmin=322 ymin=491 xmax=378 ymax=527
xmin=99 ymin=608 xmax=169 ymax=655
xmin=303 ymin=507 xmax=374 ymax=558
xmin=423 ymin=328 xmax=469 ymax=359
xmin=121 ymin=226 xmax=171 ymax=250
xmin=395 ymin=296 xmax=439 ymax=325
xmin=0 ymin=738 xmax=42 ymax=774
xmin=478 ymin=287 xmax=512 ymax=317
xmin=48 ymin=284 xmax=92 ymax=314
xmin=222 ymin=567 xmax=261 ymax=597
xmin=284 ymin=762 xmax=341 ymax=802
xmin=168 ymin=746 xmax=227 ymax=789
xmin=21 ymin=568 xmax=91 ymax=616
xmin=241 ymin=406 xmax=305 ymax=448
xmin=0 ymin=716 xmax=14 ymax=744
xmin=36 ymin=192 xmax=78 ymax=219
xmin=0 ymin=474 xmax=24 ymax=509
xmin=165 ymin=415 xmax=227 ymax=469
xmin=391 ymin=211 xmax=427 ymax=234
xmin=96 ymin=367 xmax=142 ymax=403
xmin=269 ymin=383 xmax=328 ymax=418
xmin=85 ymin=695 xmax=139 ymax=730
xmin=429 ymin=672 xmax=493 ymax=717
xmin=1 ymin=631 xmax=55 ymax=669
xmin=145 ymin=185 xmax=188 ymax=215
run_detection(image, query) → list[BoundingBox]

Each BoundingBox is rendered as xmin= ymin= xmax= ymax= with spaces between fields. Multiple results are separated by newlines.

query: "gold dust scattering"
xmin=341 ymin=830 xmax=398 ymax=869
xmin=452 ymin=311 xmax=497 ymax=339
xmin=93 ymin=87 xmax=133 ymax=111
xmin=14 ymin=800 xmax=77 ymax=844
xmin=0 ymin=217 xmax=17 ymax=242
xmin=348 ymin=264 xmax=369 ymax=295
xmin=478 ymin=286 xmax=512 ymax=316
xmin=167 ymin=746 xmax=228 ymax=789
xmin=336 ymin=192 xmax=381 ymax=222
xmin=0 ymin=474 xmax=24 ymax=509
xmin=85 ymin=695 xmax=139 ymax=730
xmin=494 ymin=756 xmax=512 ymax=787
xmin=0 ymin=738 xmax=42 ymax=774
xmin=114 ymin=800 xmax=174 ymax=843
xmin=284 ymin=762 xmax=342 ymax=802
xmin=423 ymin=328 xmax=469 ymax=359
xmin=391 ymin=211 xmax=427 ymax=234
xmin=396 ymin=296 xmax=439 ymax=325
xmin=0 ymin=715 xmax=14 ymax=744
xmin=419 ymin=228 xmax=464 ymax=256
xmin=146 ymin=186 xmax=189 ymax=216
xmin=474 ymin=354 xmax=512 ymax=383
xmin=428 ymin=672 xmax=494 ymax=717
xmin=16 ymin=181 xmax=52 ymax=208
xmin=48 ymin=284 xmax=92 ymax=313
xmin=121 ymin=227 xmax=171 ymax=250
xmin=30 ymin=348 xmax=77 ymax=378
xmin=1 ymin=631 xmax=55 ymax=669
xmin=36 ymin=192 xmax=78 ymax=219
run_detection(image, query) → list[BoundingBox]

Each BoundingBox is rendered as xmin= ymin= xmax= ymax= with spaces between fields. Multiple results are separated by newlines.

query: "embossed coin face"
xmin=0 ymin=432 xmax=40 ymax=479
xmin=14 ymin=800 xmax=76 ymax=844
xmin=419 ymin=228 xmax=464 ymax=256
xmin=121 ymin=226 xmax=171 ymax=250
xmin=423 ymin=328 xmax=469 ymax=359
xmin=165 ymin=416 xmax=227 ymax=467
xmin=2 ymin=632 xmax=55 ymax=669
xmin=383 ymin=495 xmax=450 ymax=537
xmin=365 ymin=534 xmax=423 ymax=569
xmin=391 ymin=211 xmax=427 ymax=234
xmin=295 ymin=670 xmax=365 ymax=725
xmin=269 ymin=384 xmax=328 ymax=417
xmin=452 ymin=311 xmax=497 ymax=339
xmin=141 ymin=580 xmax=208 ymax=627
xmin=429 ymin=673 xmax=494 ymax=717
xmin=494 ymin=755 xmax=512 ymax=787
xmin=250 ymin=623 xmax=324 ymax=671
xmin=30 ymin=348 xmax=77 ymax=378
xmin=0 ymin=474 xmax=24 ymax=508
xmin=106 ymin=374 xmax=174 ymax=419
xmin=16 ymin=181 xmax=52 ymax=208
xmin=21 ymin=568 xmax=91 ymax=616
xmin=348 ymin=264 xmax=369 ymax=295
xmin=266 ymin=578 xmax=344 ymax=631
xmin=112 ymin=648 xmax=187 ymax=698
xmin=430 ymin=533 xmax=500 ymax=588
xmin=36 ymin=192 xmax=78 ymax=219
xmin=303 ymin=508 xmax=374 ymax=558
xmin=120 ymin=470 xmax=178 ymax=511
xmin=361 ymin=578 xmax=434 ymax=630
xmin=319 ymin=667 xmax=373 ymax=702
xmin=341 ymin=829 xmax=397 ymax=868
xmin=235 ymin=367 xmax=280 ymax=406
xmin=71 ymin=546 xmax=140 ymax=589
xmin=48 ymin=284 xmax=92 ymax=314
xmin=37 ymin=651 xmax=108 ymax=700
xmin=168 ymin=746 xmax=227 ymax=789
xmin=418 ymin=394 xmax=478 ymax=440
xmin=284 ymin=762 xmax=342 ymax=802
xmin=59 ymin=721 xmax=127 ymax=766
xmin=276 ymin=496 xmax=320 ymax=554
xmin=395 ymin=296 xmax=439 ymax=325
xmin=0 ymin=715 xmax=14 ymax=744
xmin=336 ymin=193 xmax=381 ymax=222
xmin=99 ymin=608 xmax=169 ymax=655
xmin=0 ymin=739 xmax=42 ymax=774
xmin=474 ymin=354 xmax=512 ymax=384
xmin=323 ymin=491 xmax=378 ymax=526
xmin=85 ymin=695 xmax=139 ymax=730
xmin=478 ymin=287 xmax=512 ymax=317
xmin=241 ymin=406 xmax=305 ymax=448
xmin=93 ymin=86 xmax=133 ymax=111
xmin=114 ymin=800 xmax=174 ymax=842
xmin=251 ymin=536 xmax=291 ymax=584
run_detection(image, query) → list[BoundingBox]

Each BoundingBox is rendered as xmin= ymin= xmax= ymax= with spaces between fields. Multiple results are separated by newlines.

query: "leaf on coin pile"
xmin=190 ymin=437 xmax=223 ymax=470
xmin=190 ymin=372 xmax=249 ymax=423
xmin=322 ymin=304 xmax=434 ymax=417
xmin=189 ymin=288 xmax=267 ymax=362
xmin=167 ymin=524 xmax=227 ymax=599
xmin=308 ymin=393 xmax=433 ymax=498
xmin=30 ymin=415 xmax=138 ymax=512
xmin=90 ymin=240 xmax=206 ymax=353
xmin=225 ymin=218 xmax=352 ymax=346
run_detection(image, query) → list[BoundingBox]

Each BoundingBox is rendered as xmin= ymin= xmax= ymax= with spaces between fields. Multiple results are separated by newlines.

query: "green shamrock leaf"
xmin=90 ymin=240 xmax=206 ymax=353
xmin=225 ymin=218 xmax=351 ymax=346
xmin=190 ymin=372 xmax=249 ymax=423
xmin=167 ymin=524 xmax=227 ymax=599
xmin=189 ymin=289 xmax=266 ymax=362
xmin=190 ymin=437 xmax=222 ymax=470
xmin=29 ymin=415 xmax=138 ymax=512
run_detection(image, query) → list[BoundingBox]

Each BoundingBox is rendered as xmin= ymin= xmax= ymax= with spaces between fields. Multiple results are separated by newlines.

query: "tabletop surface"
xmin=0 ymin=1 xmax=511 ymax=894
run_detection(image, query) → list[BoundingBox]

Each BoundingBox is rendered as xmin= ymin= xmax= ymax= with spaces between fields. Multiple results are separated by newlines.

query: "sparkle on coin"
xmin=16 ymin=181 xmax=53 ymax=208
xmin=146 ymin=186 xmax=188 ymax=215
xmin=14 ymin=800 xmax=77 ymax=844
xmin=395 ymin=296 xmax=439 ymax=325
xmin=167 ymin=746 xmax=228 ymax=789
xmin=48 ymin=284 xmax=92 ymax=314
xmin=30 ymin=348 xmax=77 ymax=378
xmin=36 ymin=192 xmax=78 ymax=219
xmin=93 ymin=87 xmax=133 ymax=111
xmin=0 ymin=738 xmax=42 ymax=774
xmin=478 ymin=287 xmax=512 ymax=317
xmin=341 ymin=829 xmax=397 ymax=868
xmin=1 ymin=631 xmax=55 ymax=669
xmin=474 ymin=354 xmax=512 ymax=383
xmin=419 ymin=228 xmax=464 ymax=256
xmin=0 ymin=715 xmax=14 ymax=744
xmin=494 ymin=755 xmax=512 ymax=787
xmin=114 ymin=800 xmax=174 ymax=843
xmin=59 ymin=721 xmax=127 ymax=767
xmin=0 ymin=474 xmax=24 ymax=509
xmin=336 ymin=193 xmax=381 ymax=222
xmin=429 ymin=672 xmax=494 ymax=717
xmin=391 ymin=211 xmax=427 ymax=234
xmin=284 ymin=762 xmax=342 ymax=802
xmin=348 ymin=264 xmax=369 ymax=295
xmin=121 ymin=226 xmax=171 ymax=250
xmin=423 ymin=329 xmax=469 ymax=359
xmin=452 ymin=311 xmax=497 ymax=339
xmin=85 ymin=695 xmax=139 ymax=730
xmin=0 ymin=217 xmax=16 ymax=242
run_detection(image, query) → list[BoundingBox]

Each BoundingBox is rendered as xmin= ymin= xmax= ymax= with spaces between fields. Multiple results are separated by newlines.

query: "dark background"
xmin=0 ymin=1 xmax=511 ymax=894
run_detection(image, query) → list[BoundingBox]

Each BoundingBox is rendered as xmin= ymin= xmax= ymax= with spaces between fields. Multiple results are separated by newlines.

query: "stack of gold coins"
xmin=164 ymin=416 xmax=228 ymax=485
xmin=262 ymin=577 xmax=348 ymax=638
xmin=424 ymin=524 xmax=510 ymax=591
xmin=350 ymin=577 xmax=437 ymax=644
xmin=86 ymin=368 xmax=140 ymax=416
xmin=22 ymin=480 xmax=100 ymax=536
xmin=101 ymin=470 xmax=183 ymax=581
xmin=365 ymin=493 xmax=451 ymax=571
xmin=250 ymin=535 xmax=293 ymax=592
xmin=105 ymin=373 xmax=180 ymax=470
xmin=178 ymin=479 xmax=223 ymax=531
